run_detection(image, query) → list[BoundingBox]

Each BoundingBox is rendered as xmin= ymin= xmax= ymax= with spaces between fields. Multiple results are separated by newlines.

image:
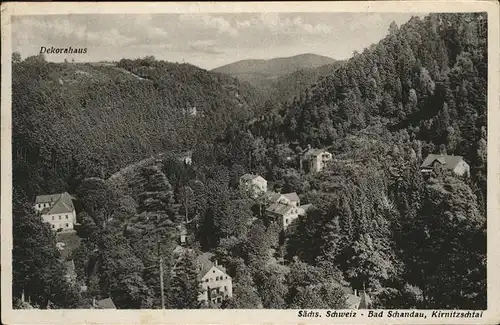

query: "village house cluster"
xmin=29 ymin=147 xmax=468 ymax=309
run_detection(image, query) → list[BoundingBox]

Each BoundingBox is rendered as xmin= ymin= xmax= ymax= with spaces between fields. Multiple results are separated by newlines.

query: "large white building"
xmin=197 ymin=254 xmax=233 ymax=305
xmin=34 ymin=192 xmax=77 ymax=231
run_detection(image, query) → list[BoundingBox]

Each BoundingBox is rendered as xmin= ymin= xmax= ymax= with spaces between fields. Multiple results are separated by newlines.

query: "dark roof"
xmin=36 ymin=192 xmax=75 ymax=214
xmin=266 ymin=191 xmax=282 ymax=203
xmin=266 ymin=203 xmax=293 ymax=216
xmin=196 ymin=252 xmax=229 ymax=279
xmin=95 ymin=298 xmax=116 ymax=309
xmin=420 ymin=154 xmax=465 ymax=170
xmin=283 ymin=192 xmax=299 ymax=202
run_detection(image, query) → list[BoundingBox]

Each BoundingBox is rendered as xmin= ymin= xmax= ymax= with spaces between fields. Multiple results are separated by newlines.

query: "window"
xmin=59 ymin=215 xmax=61 ymax=220
xmin=225 ymin=276 xmax=228 ymax=279
xmin=217 ymin=297 xmax=222 ymax=303
xmin=52 ymin=224 xmax=55 ymax=229
xmin=213 ymin=270 xmax=215 ymax=273
xmin=52 ymin=216 xmax=55 ymax=220
xmin=205 ymin=279 xmax=209 ymax=282
xmin=66 ymin=223 xmax=69 ymax=228
xmin=224 ymin=286 xmax=227 ymax=291
xmin=65 ymin=215 xmax=68 ymax=219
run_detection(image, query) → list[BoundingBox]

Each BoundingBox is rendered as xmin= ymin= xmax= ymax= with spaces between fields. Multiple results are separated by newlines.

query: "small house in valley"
xmin=420 ymin=154 xmax=470 ymax=177
xmin=239 ymin=174 xmax=267 ymax=198
xmin=197 ymin=254 xmax=233 ymax=305
xmin=34 ymin=192 xmax=77 ymax=231
xmin=301 ymin=147 xmax=333 ymax=173
xmin=266 ymin=202 xmax=301 ymax=231
xmin=92 ymin=297 xmax=116 ymax=309
xmin=267 ymin=191 xmax=300 ymax=207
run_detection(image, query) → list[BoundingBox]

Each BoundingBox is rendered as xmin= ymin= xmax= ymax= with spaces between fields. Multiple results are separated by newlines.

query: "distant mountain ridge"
xmin=212 ymin=53 xmax=342 ymax=104
xmin=212 ymin=53 xmax=337 ymax=79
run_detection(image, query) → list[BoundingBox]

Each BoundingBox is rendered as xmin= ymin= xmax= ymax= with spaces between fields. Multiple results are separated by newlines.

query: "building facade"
xmin=266 ymin=202 xmax=301 ymax=231
xmin=420 ymin=154 xmax=470 ymax=177
xmin=198 ymin=259 xmax=233 ymax=304
xmin=239 ymin=174 xmax=267 ymax=198
xmin=34 ymin=192 xmax=77 ymax=231
xmin=302 ymin=148 xmax=333 ymax=173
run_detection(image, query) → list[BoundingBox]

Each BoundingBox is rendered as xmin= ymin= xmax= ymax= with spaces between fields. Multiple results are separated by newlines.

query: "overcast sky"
xmin=12 ymin=13 xmax=424 ymax=70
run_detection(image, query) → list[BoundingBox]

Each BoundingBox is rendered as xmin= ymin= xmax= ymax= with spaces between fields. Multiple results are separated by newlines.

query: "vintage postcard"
xmin=1 ymin=1 xmax=499 ymax=324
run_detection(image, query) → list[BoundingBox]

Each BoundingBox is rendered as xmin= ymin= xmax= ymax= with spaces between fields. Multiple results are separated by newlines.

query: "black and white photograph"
xmin=1 ymin=1 xmax=499 ymax=324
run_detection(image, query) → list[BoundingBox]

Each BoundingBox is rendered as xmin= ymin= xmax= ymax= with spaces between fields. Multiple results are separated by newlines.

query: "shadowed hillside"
xmin=12 ymin=57 xmax=262 ymax=199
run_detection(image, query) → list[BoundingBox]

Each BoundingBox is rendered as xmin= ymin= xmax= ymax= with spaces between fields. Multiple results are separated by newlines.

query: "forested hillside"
xmin=213 ymin=54 xmax=344 ymax=105
xmin=212 ymin=53 xmax=336 ymax=80
xmin=12 ymin=12 xmax=487 ymax=310
xmin=12 ymin=56 xmax=261 ymax=200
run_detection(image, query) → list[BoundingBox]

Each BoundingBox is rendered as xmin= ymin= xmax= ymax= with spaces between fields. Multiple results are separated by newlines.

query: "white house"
xmin=266 ymin=202 xmax=301 ymax=231
xmin=420 ymin=154 xmax=470 ymax=177
xmin=239 ymin=174 xmax=267 ymax=198
xmin=267 ymin=192 xmax=300 ymax=207
xmin=34 ymin=192 xmax=77 ymax=232
xmin=197 ymin=254 xmax=233 ymax=305
xmin=302 ymin=148 xmax=333 ymax=173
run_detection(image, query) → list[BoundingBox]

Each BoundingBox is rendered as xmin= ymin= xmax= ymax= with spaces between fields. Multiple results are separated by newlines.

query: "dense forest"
xmin=12 ymin=12 xmax=487 ymax=310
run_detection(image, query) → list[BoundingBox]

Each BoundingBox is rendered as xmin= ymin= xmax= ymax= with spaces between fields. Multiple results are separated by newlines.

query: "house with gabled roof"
xmin=239 ymin=174 xmax=267 ymax=198
xmin=420 ymin=154 xmax=470 ymax=177
xmin=301 ymin=147 xmax=333 ymax=173
xmin=196 ymin=253 xmax=233 ymax=305
xmin=92 ymin=297 xmax=116 ymax=309
xmin=266 ymin=202 xmax=301 ymax=231
xmin=34 ymin=192 xmax=77 ymax=232
xmin=266 ymin=191 xmax=300 ymax=207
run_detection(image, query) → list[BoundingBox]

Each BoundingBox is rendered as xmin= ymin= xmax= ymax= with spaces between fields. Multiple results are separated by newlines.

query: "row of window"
xmin=51 ymin=215 xmax=70 ymax=220
xmin=204 ymin=275 xmax=229 ymax=282
xmin=51 ymin=223 xmax=70 ymax=229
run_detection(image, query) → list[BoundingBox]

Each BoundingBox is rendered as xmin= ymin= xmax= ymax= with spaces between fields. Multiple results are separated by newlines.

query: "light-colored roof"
xmin=283 ymin=192 xmax=299 ymax=202
xmin=346 ymin=294 xmax=361 ymax=308
xmin=36 ymin=192 xmax=75 ymax=215
xmin=420 ymin=154 xmax=464 ymax=170
xmin=266 ymin=203 xmax=293 ymax=216
xmin=240 ymin=173 xmax=260 ymax=181
xmin=64 ymin=260 xmax=76 ymax=274
xmin=299 ymin=204 xmax=314 ymax=215
xmin=359 ymin=290 xmax=372 ymax=309
xmin=95 ymin=298 xmax=116 ymax=309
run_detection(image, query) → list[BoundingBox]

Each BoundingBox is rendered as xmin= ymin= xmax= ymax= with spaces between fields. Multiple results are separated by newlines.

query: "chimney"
xmin=354 ymin=289 xmax=358 ymax=297
xmin=21 ymin=290 xmax=25 ymax=303
xmin=92 ymin=297 xmax=96 ymax=308
xmin=215 ymin=260 xmax=218 ymax=266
